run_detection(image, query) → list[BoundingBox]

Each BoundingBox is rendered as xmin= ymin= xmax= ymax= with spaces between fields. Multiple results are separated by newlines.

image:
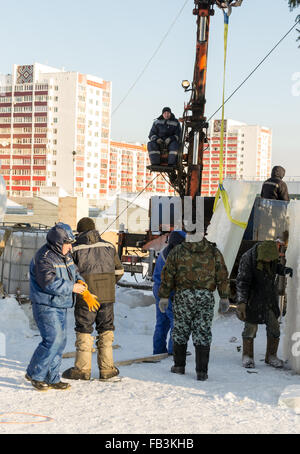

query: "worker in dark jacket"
xmin=152 ymin=230 xmax=186 ymax=355
xmin=147 ymin=107 xmax=181 ymax=166
xmin=261 ymin=166 xmax=290 ymax=201
xmin=236 ymin=240 xmax=293 ymax=369
xmin=63 ymin=217 xmax=124 ymax=382
xmin=26 ymin=223 xmax=86 ymax=391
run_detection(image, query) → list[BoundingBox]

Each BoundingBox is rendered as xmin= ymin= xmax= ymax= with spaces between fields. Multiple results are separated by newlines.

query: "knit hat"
xmin=77 ymin=217 xmax=96 ymax=233
xmin=257 ymin=240 xmax=279 ymax=271
xmin=162 ymin=107 xmax=171 ymax=114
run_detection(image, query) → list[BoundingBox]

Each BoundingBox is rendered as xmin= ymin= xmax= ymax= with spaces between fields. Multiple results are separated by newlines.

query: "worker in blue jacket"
xmin=26 ymin=223 xmax=86 ymax=391
xmin=147 ymin=107 xmax=181 ymax=166
xmin=152 ymin=230 xmax=186 ymax=354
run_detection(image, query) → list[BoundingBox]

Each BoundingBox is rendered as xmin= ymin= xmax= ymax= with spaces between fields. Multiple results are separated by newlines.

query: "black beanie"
xmin=77 ymin=217 xmax=96 ymax=233
xmin=162 ymin=107 xmax=171 ymax=114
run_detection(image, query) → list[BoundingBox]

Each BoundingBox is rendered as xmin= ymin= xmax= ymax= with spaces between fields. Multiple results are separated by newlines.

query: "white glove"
xmin=219 ymin=298 xmax=230 ymax=313
xmin=159 ymin=298 xmax=169 ymax=313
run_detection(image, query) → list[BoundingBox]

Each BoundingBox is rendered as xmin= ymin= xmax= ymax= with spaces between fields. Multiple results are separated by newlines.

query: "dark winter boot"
xmin=48 ymin=381 xmax=71 ymax=390
xmin=171 ymin=343 xmax=187 ymax=375
xmin=25 ymin=374 xmax=49 ymax=392
xmin=242 ymin=338 xmax=255 ymax=368
xmin=62 ymin=367 xmax=91 ymax=380
xmin=265 ymin=336 xmax=284 ymax=368
xmin=195 ymin=345 xmax=210 ymax=381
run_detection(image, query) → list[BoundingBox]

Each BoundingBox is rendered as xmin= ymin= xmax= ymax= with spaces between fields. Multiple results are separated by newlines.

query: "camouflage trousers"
xmin=172 ymin=289 xmax=215 ymax=346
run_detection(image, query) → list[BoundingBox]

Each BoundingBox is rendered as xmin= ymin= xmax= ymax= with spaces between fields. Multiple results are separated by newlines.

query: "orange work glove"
xmin=77 ymin=280 xmax=100 ymax=312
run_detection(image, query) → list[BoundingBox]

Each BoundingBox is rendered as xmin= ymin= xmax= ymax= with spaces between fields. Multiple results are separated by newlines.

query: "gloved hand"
xmin=165 ymin=137 xmax=172 ymax=146
xmin=159 ymin=298 xmax=169 ymax=313
xmin=77 ymin=280 xmax=100 ymax=312
xmin=219 ymin=298 xmax=230 ymax=313
xmin=236 ymin=302 xmax=246 ymax=321
xmin=284 ymin=267 xmax=293 ymax=278
xmin=156 ymin=138 xmax=164 ymax=145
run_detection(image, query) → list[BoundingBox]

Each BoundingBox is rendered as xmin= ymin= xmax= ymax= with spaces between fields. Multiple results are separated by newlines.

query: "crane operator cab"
xmin=147 ymin=107 xmax=181 ymax=172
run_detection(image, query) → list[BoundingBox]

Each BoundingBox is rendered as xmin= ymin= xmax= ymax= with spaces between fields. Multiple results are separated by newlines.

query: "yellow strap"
xmin=213 ymin=12 xmax=247 ymax=230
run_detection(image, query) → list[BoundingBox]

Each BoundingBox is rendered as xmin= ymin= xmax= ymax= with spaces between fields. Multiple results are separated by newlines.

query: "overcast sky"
xmin=1 ymin=0 xmax=299 ymax=176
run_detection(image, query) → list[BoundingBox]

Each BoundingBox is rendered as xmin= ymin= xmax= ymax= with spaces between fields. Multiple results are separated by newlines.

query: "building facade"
xmin=109 ymin=141 xmax=175 ymax=196
xmin=201 ymin=119 xmax=272 ymax=196
xmin=0 ymin=63 xmax=111 ymax=199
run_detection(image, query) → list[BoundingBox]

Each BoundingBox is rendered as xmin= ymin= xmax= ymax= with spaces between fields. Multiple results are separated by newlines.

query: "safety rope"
xmin=213 ymin=11 xmax=247 ymax=229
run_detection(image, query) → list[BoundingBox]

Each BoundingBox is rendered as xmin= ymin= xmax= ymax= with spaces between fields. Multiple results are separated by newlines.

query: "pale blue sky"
xmin=1 ymin=0 xmax=299 ymax=175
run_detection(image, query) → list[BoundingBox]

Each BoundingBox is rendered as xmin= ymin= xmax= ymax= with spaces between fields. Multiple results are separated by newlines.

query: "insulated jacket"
xmin=236 ymin=244 xmax=282 ymax=324
xmin=30 ymin=223 xmax=83 ymax=309
xmin=260 ymin=166 xmax=290 ymax=201
xmin=152 ymin=231 xmax=186 ymax=300
xmin=72 ymin=230 xmax=124 ymax=304
xmin=158 ymin=237 xmax=230 ymax=299
xmin=148 ymin=113 xmax=181 ymax=143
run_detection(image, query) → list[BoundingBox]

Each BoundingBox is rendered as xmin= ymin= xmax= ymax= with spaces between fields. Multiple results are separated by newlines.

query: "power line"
xmin=208 ymin=16 xmax=300 ymax=122
xmin=112 ymin=0 xmax=189 ymax=116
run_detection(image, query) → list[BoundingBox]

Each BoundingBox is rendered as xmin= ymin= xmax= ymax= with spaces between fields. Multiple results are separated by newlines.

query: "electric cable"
xmin=112 ymin=0 xmax=189 ymax=116
xmin=207 ymin=16 xmax=300 ymax=122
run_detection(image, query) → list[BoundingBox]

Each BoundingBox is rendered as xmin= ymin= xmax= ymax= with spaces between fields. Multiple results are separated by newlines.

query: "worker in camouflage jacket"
xmin=147 ymin=107 xmax=181 ymax=166
xmin=158 ymin=236 xmax=230 ymax=381
xmin=236 ymin=240 xmax=293 ymax=370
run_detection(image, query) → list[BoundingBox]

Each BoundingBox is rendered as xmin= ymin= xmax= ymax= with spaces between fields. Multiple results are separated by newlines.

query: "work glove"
xmin=159 ymin=298 xmax=169 ymax=313
xmin=165 ymin=137 xmax=172 ymax=146
xmin=77 ymin=280 xmax=100 ymax=312
xmin=284 ymin=267 xmax=293 ymax=278
xmin=156 ymin=138 xmax=164 ymax=145
xmin=236 ymin=302 xmax=246 ymax=321
xmin=219 ymin=298 xmax=230 ymax=313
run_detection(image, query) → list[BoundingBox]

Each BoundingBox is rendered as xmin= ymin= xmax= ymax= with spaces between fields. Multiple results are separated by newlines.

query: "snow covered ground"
xmin=1 ymin=284 xmax=300 ymax=434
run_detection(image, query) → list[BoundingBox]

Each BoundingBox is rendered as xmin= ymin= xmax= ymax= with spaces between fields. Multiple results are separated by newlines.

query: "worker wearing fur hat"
xmin=147 ymin=107 xmax=181 ymax=166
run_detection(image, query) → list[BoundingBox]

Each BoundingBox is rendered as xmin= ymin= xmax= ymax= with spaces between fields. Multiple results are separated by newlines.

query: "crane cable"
xmin=100 ymin=175 xmax=158 ymax=235
xmin=213 ymin=10 xmax=247 ymax=229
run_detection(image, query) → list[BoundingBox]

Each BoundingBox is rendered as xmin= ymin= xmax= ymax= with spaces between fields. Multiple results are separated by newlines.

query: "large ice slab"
xmin=278 ymin=385 xmax=300 ymax=414
xmin=206 ymin=180 xmax=261 ymax=318
xmin=282 ymin=200 xmax=300 ymax=373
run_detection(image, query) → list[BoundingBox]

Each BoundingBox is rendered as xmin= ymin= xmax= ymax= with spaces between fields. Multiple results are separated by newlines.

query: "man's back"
xmin=261 ymin=165 xmax=289 ymax=201
xmin=72 ymin=229 xmax=124 ymax=303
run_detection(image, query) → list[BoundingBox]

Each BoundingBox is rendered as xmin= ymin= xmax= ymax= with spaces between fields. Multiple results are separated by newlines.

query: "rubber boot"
xmin=195 ymin=345 xmax=210 ymax=381
xmin=242 ymin=337 xmax=255 ymax=369
xmin=171 ymin=343 xmax=187 ymax=375
xmin=62 ymin=333 xmax=93 ymax=380
xmin=265 ymin=336 xmax=284 ymax=368
xmin=242 ymin=337 xmax=255 ymax=368
xmin=97 ymin=331 xmax=119 ymax=380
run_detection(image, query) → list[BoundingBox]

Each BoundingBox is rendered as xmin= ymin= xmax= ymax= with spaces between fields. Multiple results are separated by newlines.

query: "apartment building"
xmin=109 ymin=141 xmax=175 ymax=196
xmin=202 ymin=119 xmax=272 ymax=196
xmin=0 ymin=63 xmax=111 ymax=199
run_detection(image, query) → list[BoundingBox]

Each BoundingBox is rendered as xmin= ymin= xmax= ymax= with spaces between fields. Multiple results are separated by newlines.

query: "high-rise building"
xmin=109 ymin=141 xmax=175 ymax=196
xmin=201 ymin=119 xmax=272 ymax=196
xmin=0 ymin=63 xmax=111 ymax=199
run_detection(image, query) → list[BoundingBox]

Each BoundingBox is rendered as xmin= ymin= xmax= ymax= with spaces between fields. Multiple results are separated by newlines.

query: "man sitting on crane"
xmin=147 ymin=107 xmax=181 ymax=167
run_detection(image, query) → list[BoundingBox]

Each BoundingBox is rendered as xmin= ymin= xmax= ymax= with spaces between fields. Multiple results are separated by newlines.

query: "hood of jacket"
xmin=271 ymin=166 xmax=285 ymax=180
xmin=75 ymin=229 xmax=101 ymax=246
xmin=46 ymin=223 xmax=75 ymax=256
xmin=181 ymin=237 xmax=215 ymax=254
xmin=163 ymin=230 xmax=186 ymax=259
